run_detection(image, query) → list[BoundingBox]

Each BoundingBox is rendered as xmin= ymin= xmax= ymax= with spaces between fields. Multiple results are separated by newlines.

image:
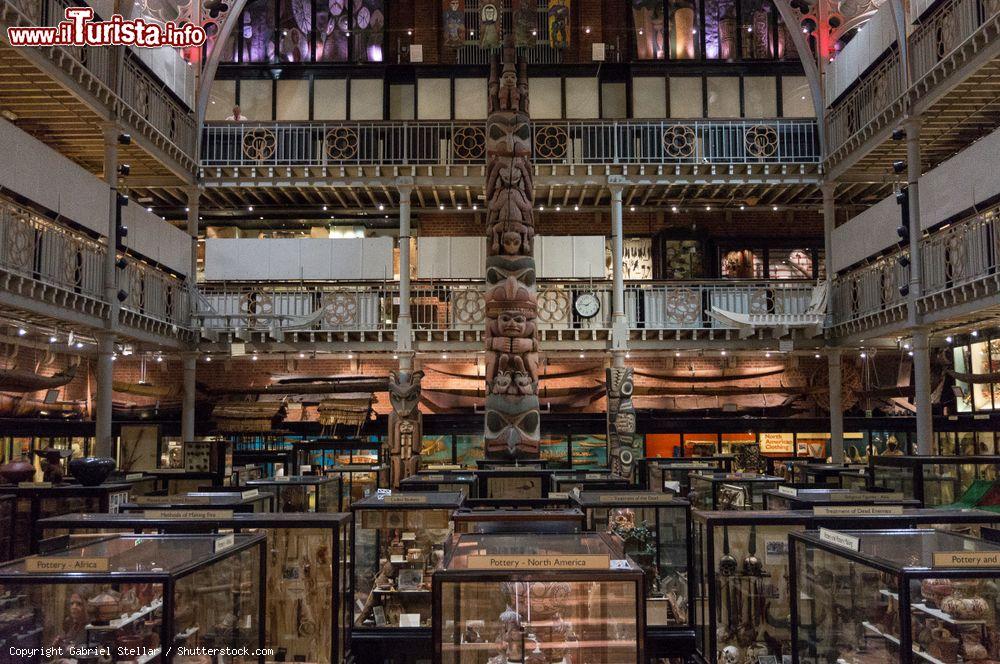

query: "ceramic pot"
xmin=0 ymin=457 xmax=35 ymax=484
xmin=68 ymin=457 xmax=116 ymax=486
xmin=88 ymin=590 xmax=121 ymax=622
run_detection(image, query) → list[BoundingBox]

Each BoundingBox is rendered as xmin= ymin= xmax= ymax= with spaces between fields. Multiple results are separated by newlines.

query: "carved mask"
xmin=501 ymin=231 xmax=523 ymax=255
xmin=388 ymin=370 xmax=424 ymax=418
xmin=485 ymin=403 xmax=540 ymax=456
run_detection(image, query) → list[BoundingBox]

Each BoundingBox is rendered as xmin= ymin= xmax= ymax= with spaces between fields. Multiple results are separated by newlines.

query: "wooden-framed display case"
xmin=36 ymin=512 xmax=352 ymax=664
xmin=689 ymin=472 xmax=783 ymax=510
xmin=399 ymin=473 xmax=478 ymax=498
xmin=451 ymin=508 xmax=586 ymax=535
xmin=869 ymin=455 xmax=1000 ymax=506
xmin=350 ymin=492 xmax=464 ymax=663
xmin=432 ymin=532 xmax=646 ymax=663
xmin=0 ymin=533 xmax=265 ymax=663
xmin=245 ymin=475 xmax=340 ymax=512
xmin=120 ymin=490 xmax=275 ymax=514
xmin=790 ymin=529 xmax=1000 ymax=664
xmin=762 ymin=487 xmax=921 ymax=511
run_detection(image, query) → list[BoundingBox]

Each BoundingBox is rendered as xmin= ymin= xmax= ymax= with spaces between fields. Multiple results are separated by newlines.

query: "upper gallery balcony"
xmin=0 ymin=0 xmax=198 ymax=181
xmin=824 ymin=0 xmax=1000 ymax=180
xmin=191 ymin=118 xmax=822 ymax=211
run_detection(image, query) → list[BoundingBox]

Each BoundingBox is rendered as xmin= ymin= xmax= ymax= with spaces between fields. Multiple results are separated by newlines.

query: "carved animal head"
xmin=388 ymin=370 xmax=424 ymax=417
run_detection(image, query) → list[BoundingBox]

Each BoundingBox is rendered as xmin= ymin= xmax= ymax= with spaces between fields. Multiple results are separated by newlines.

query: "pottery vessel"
xmin=0 ymin=457 xmax=35 ymax=484
xmin=68 ymin=457 xmax=116 ymax=486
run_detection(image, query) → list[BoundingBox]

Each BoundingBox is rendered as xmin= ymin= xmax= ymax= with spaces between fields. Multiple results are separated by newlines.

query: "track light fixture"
xmin=898 ymin=255 xmax=910 ymax=268
xmin=891 ymin=127 xmax=905 ymax=141
xmin=117 ymin=133 xmax=132 ymax=145
xmin=898 ymin=284 xmax=909 ymax=297
xmin=116 ymin=257 xmax=128 ymax=270
xmin=892 ymin=160 xmax=906 ymax=174
xmin=117 ymin=290 xmax=129 ymax=302
xmin=117 ymin=193 xmax=129 ymax=207
xmin=118 ymin=164 xmax=130 ymax=176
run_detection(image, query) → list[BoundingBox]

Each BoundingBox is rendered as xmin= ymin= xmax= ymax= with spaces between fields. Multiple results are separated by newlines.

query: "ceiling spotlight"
xmin=118 ymin=164 xmax=130 ymax=176
xmin=539 ymin=206 xmax=545 ymax=211
xmin=248 ymin=205 xmax=254 ymax=212
xmin=578 ymin=353 xmax=585 ymax=358
xmin=347 ymin=353 xmax=353 ymax=359
xmin=75 ymin=342 xmax=83 ymax=349
xmin=972 ymin=330 xmax=979 ymax=337
xmin=156 ymin=355 xmax=163 ymax=363
xmin=630 ymin=206 xmax=635 ymax=212
xmin=298 ymin=352 xmax=305 ymax=358
xmin=457 ymin=205 xmax=463 ymax=210
xmin=674 ymin=352 xmax=681 ymax=357
xmin=860 ymin=352 xmax=867 ymax=358
xmin=892 ymin=127 xmax=905 ymax=141
xmin=49 ymin=335 xmax=57 ymax=343
xmin=205 ymin=356 xmax=212 ymax=362
xmin=892 ymin=160 xmax=906 ymax=174
xmin=908 ymin=350 xmax=914 ymax=356
xmin=765 ymin=352 xmax=771 ymax=358
xmin=814 ymin=353 xmax=821 ymax=358
xmin=111 ymin=354 xmax=117 ymax=361
xmin=705 ymin=206 xmax=711 ymax=211
xmin=625 ymin=352 xmax=631 ymax=359
xmin=442 ymin=354 xmax=448 ymax=359
xmin=740 ymin=205 xmax=745 ymax=210
xmin=146 ymin=207 xmax=152 ymax=212
xmin=251 ymin=354 xmax=258 ymax=361
xmin=407 ymin=29 xmax=413 ymax=35
xmin=117 ymin=133 xmax=131 ymax=145
xmin=17 ymin=328 xmax=26 ymax=336
xmin=117 ymin=290 xmax=129 ymax=302
xmin=772 ymin=205 xmax=779 ymax=211
xmin=472 ymin=205 xmax=478 ymax=210
xmin=671 ymin=206 xmax=678 ymax=213
xmin=903 ymin=342 xmax=911 ymax=350
xmin=378 ymin=204 xmax=384 ymax=210
xmin=439 ymin=204 xmax=444 ymax=210
xmin=585 ymin=26 xmax=591 ymax=33
xmin=946 ymin=336 xmax=954 ymax=343
xmin=322 ymin=205 xmax=327 ymax=211
xmin=574 ymin=205 xmax=579 ymax=211
xmin=720 ymin=350 xmax=727 ymax=356
xmin=555 ymin=206 xmax=561 ymax=211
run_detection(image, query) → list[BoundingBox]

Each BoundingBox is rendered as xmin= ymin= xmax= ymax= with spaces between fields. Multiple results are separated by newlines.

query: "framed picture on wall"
xmin=118 ymin=425 xmax=160 ymax=472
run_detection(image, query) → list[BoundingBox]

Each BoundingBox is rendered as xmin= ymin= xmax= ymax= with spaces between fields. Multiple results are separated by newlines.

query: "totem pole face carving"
xmin=607 ymin=367 xmax=638 ymax=480
xmin=388 ymin=370 xmax=423 ymax=487
xmin=484 ymin=37 xmax=539 ymax=460
xmin=388 ymin=370 xmax=424 ymax=418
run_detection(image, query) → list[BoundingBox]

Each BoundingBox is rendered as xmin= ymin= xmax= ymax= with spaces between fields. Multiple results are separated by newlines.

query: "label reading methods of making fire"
xmin=598 ymin=494 xmax=673 ymax=504
xmin=468 ymin=554 xmax=612 ymax=570
xmin=813 ymin=505 xmax=903 ymax=516
xmin=932 ymin=551 xmax=1000 ymax=567
xmin=26 ymin=557 xmax=110 ymax=573
xmin=777 ymin=486 xmax=799 ymax=497
xmin=819 ymin=528 xmax=860 ymax=551
xmin=144 ymin=509 xmax=235 ymax=520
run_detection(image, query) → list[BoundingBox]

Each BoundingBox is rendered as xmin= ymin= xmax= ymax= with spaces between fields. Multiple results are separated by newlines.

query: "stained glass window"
xmin=704 ymin=0 xmax=736 ymax=59
xmin=352 ymin=0 xmax=385 ymax=62
xmin=240 ymin=0 xmax=275 ymax=63
xmin=279 ymin=0 xmax=312 ymax=62
xmin=316 ymin=0 xmax=350 ymax=61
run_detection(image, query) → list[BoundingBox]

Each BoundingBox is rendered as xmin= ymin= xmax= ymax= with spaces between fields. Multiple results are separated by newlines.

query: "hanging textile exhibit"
xmin=632 ymin=0 xmax=665 ymax=59
xmin=443 ymin=0 xmax=465 ymax=49
xmin=513 ymin=0 xmax=536 ymax=47
xmin=547 ymin=0 xmax=570 ymax=49
xmin=479 ymin=2 xmax=502 ymax=49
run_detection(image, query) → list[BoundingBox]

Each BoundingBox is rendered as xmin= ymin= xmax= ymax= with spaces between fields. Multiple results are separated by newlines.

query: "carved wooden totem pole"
xmin=388 ymin=369 xmax=423 ymax=487
xmin=484 ymin=37 xmax=540 ymax=460
xmin=607 ymin=367 xmax=638 ymax=481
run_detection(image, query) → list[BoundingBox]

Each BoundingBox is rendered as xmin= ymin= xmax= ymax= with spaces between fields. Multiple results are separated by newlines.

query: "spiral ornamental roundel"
xmin=240 ymin=291 xmax=273 ymax=315
xmin=745 ymin=125 xmax=779 ymax=158
xmin=452 ymin=126 xmax=486 ymax=161
xmin=666 ymin=288 xmax=701 ymax=323
xmin=881 ymin=267 xmax=897 ymax=303
xmin=534 ymin=124 xmax=568 ymax=160
xmin=935 ymin=14 xmax=957 ymax=60
xmin=325 ymin=127 xmax=359 ymax=161
xmin=945 ymin=235 xmax=967 ymax=281
xmin=6 ymin=216 xmax=34 ymax=272
xmin=453 ymin=290 xmax=486 ymax=325
xmin=60 ymin=242 xmax=79 ymax=285
xmin=662 ymin=125 xmax=696 ymax=158
xmin=537 ymin=289 xmax=570 ymax=324
xmin=322 ymin=291 xmax=358 ymax=326
xmin=242 ymin=128 xmax=277 ymax=162
xmin=748 ymin=289 xmax=769 ymax=314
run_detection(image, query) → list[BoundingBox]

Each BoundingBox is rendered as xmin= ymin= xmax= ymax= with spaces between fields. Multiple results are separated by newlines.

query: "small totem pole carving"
xmin=606 ymin=367 xmax=638 ymax=481
xmin=484 ymin=36 xmax=540 ymax=460
xmin=388 ymin=370 xmax=424 ymax=486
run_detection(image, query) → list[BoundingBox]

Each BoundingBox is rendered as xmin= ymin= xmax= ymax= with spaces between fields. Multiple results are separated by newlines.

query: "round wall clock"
xmin=574 ymin=292 xmax=601 ymax=319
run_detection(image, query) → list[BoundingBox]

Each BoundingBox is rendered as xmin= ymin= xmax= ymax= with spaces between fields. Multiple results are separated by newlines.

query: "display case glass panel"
xmin=121 ymin=490 xmax=274 ymax=513
xmin=454 ymin=436 xmax=485 ymax=469
xmin=399 ymin=474 xmax=477 ymax=498
xmin=433 ymin=533 xmax=645 ymax=663
xmin=647 ymin=460 xmax=720 ymax=495
xmin=574 ymin=491 xmax=691 ymax=628
xmin=551 ymin=473 xmax=630 ymax=494
xmin=351 ymin=492 xmax=463 ymax=633
xmin=791 ymin=529 xmax=1000 ymax=664
xmin=35 ymin=513 xmax=351 ymax=664
xmin=0 ymin=534 xmax=264 ymax=662
xmin=870 ymin=455 xmax=1000 ymax=506
xmin=474 ymin=470 xmax=551 ymax=500
xmin=569 ymin=434 xmax=608 ymax=470
xmin=324 ymin=464 xmax=387 ymax=510
xmin=693 ymin=510 xmax=1000 ymax=663
xmin=452 ymin=508 xmax=585 ymax=535
xmin=689 ymin=472 xmax=782 ymax=510
xmin=245 ymin=475 xmax=339 ymax=512
xmin=763 ymin=487 xmax=921 ymax=511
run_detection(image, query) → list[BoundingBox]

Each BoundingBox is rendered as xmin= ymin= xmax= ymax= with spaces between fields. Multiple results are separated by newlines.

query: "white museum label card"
xmin=132 ymin=495 xmax=211 ymax=505
xmin=241 ymin=489 xmax=260 ymax=499
xmin=467 ymin=554 xmax=611 ymax=570
xmin=26 ymin=556 xmax=110 ymax=573
xmin=380 ymin=495 xmax=428 ymax=505
xmin=548 ymin=492 xmax=570 ymax=499
xmin=813 ymin=505 xmax=903 ymax=516
xmin=819 ymin=528 xmax=860 ymax=551
xmin=598 ymin=494 xmax=673 ymax=504
xmin=214 ymin=533 xmax=235 ymax=553
xmin=663 ymin=481 xmax=682 ymax=493
xmin=932 ymin=551 xmax=1000 ymax=567
xmin=777 ymin=486 xmax=799 ymax=497
xmin=839 ymin=491 xmax=904 ymax=501
xmin=398 ymin=613 xmax=421 ymax=627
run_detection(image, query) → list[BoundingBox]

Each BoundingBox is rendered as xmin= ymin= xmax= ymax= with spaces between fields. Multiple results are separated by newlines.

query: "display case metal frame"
xmin=551 ymin=473 xmax=630 ymax=493
xmin=399 ymin=473 xmax=478 ymax=498
xmin=35 ymin=512 xmax=351 ymax=664
xmin=472 ymin=469 xmax=554 ymax=500
xmin=431 ymin=532 xmax=647 ymax=663
xmin=869 ymin=454 xmax=1000 ymax=506
xmin=762 ymin=487 xmax=922 ymax=511
xmin=0 ymin=532 xmax=266 ymax=664
xmin=120 ymin=490 xmax=275 ymax=514
xmin=692 ymin=508 xmax=1000 ymax=663
xmin=689 ymin=472 xmax=783 ymax=510
xmin=350 ymin=491 xmax=465 ymax=663
xmin=451 ymin=507 xmax=586 ymax=534
xmin=245 ymin=475 xmax=340 ymax=512
xmin=789 ymin=528 xmax=1000 ymax=664
xmin=638 ymin=455 xmax=736 ymax=491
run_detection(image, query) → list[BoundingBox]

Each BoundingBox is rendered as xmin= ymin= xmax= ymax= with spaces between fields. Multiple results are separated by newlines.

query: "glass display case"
xmin=763 ymin=487 xmax=921 ymax=511
xmin=573 ymin=491 xmax=692 ymax=631
xmin=870 ymin=455 xmax=1000 ymax=506
xmin=149 ymin=439 xmax=234 ymax=492
xmin=245 ymin=475 xmax=339 ymax=512
xmin=551 ymin=473 xmax=630 ymax=493
xmin=0 ymin=495 xmax=13 ymax=562
xmin=452 ymin=508 xmax=585 ymax=534
xmin=692 ymin=509 xmax=1000 ymax=663
xmin=399 ymin=473 xmax=478 ymax=498
xmin=36 ymin=513 xmax=351 ymax=664
xmin=324 ymin=463 xmax=388 ymax=510
xmin=0 ymin=533 xmax=264 ymax=662
xmin=295 ymin=437 xmax=383 ymax=473
xmin=351 ymin=492 xmax=464 ymax=659
xmin=121 ymin=490 xmax=274 ymax=514
xmin=647 ymin=460 xmax=721 ymax=495
xmin=795 ymin=463 xmax=866 ymax=487
xmin=433 ymin=532 xmax=645 ymax=663
xmin=790 ymin=529 xmax=1000 ymax=664
xmin=1 ymin=483 xmax=132 ymax=557
xmin=109 ymin=473 xmax=159 ymax=497
xmin=689 ymin=472 xmax=783 ymax=510
xmin=475 ymin=460 xmax=549 ymax=470
xmin=472 ymin=470 xmax=552 ymax=500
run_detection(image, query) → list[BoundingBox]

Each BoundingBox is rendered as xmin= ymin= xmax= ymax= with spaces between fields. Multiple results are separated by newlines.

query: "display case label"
xmin=427 ymin=464 xmax=461 ymax=470
xmin=819 ymin=528 xmax=860 ymax=551
xmin=932 ymin=551 xmax=1000 ymax=567
xmin=585 ymin=473 xmax=605 ymax=479
xmin=273 ymin=476 xmax=291 ymax=482
xmin=467 ymin=554 xmax=612 ymax=570
xmin=548 ymin=492 xmax=570 ymax=499
xmin=17 ymin=482 xmax=52 ymax=488
xmin=125 ymin=473 xmax=144 ymax=481
xmin=241 ymin=489 xmax=260 ymax=498
xmin=813 ymin=505 xmax=903 ymax=516
xmin=144 ymin=509 xmax=235 ymax=519
xmin=422 ymin=475 xmax=445 ymax=481
xmin=132 ymin=495 xmax=211 ymax=505
xmin=214 ymin=533 xmax=235 ymax=553
xmin=378 ymin=495 xmax=428 ymax=504
xmin=777 ymin=486 xmax=799 ymax=497
xmin=839 ymin=492 xmax=904 ymax=501
xmin=26 ymin=556 xmax=110 ymax=572
xmin=598 ymin=494 xmax=673 ymax=504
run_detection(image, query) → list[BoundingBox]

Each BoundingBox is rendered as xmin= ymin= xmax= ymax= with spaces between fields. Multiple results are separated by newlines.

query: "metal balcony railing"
xmin=0 ymin=196 xmax=190 ymax=330
xmin=826 ymin=50 xmax=905 ymax=156
xmin=200 ymin=119 xmax=822 ymax=168
xmin=910 ymin=0 xmax=998 ymax=87
xmin=195 ymin=279 xmax=818 ymax=334
xmin=832 ymin=204 xmax=1000 ymax=326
